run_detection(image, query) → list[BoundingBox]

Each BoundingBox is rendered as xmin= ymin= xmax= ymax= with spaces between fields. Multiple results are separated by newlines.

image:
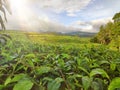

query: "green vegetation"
xmin=0 ymin=1 xmax=120 ymax=89
xmin=0 ymin=31 xmax=120 ymax=90
xmin=91 ymin=12 xmax=120 ymax=51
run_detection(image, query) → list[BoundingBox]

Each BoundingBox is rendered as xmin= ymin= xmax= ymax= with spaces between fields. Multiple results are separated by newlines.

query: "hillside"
xmin=0 ymin=31 xmax=120 ymax=90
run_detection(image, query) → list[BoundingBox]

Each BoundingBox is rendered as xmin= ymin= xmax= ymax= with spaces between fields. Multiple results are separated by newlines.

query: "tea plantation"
xmin=0 ymin=31 xmax=120 ymax=90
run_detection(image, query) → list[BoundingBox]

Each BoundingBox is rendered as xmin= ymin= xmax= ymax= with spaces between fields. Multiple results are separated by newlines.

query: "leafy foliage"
xmin=91 ymin=12 xmax=120 ymax=51
xmin=112 ymin=12 xmax=120 ymax=22
xmin=108 ymin=77 xmax=120 ymax=90
xmin=0 ymin=31 xmax=120 ymax=90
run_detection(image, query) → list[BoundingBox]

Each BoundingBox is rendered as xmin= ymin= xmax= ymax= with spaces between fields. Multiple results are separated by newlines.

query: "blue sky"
xmin=6 ymin=0 xmax=120 ymax=32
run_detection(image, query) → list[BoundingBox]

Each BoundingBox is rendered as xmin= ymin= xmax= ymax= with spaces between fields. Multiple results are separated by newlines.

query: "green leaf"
xmin=82 ymin=76 xmax=92 ymax=90
xmin=93 ymin=78 xmax=104 ymax=90
xmin=43 ymin=77 xmax=53 ymax=82
xmin=4 ymin=76 xmax=11 ymax=86
xmin=78 ymin=66 xmax=89 ymax=75
xmin=108 ymin=77 xmax=120 ymax=90
xmin=35 ymin=66 xmax=51 ymax=75
xmin=57 ymin=59 xmax=65 ymax=68
xmin=47 ymin=78 xmax=63 ymax=90
xmin=11 ymin=74 xmax=27 ymax=82
xmin=99 ymin=60 xmax=109 ymax=65
xmin=27 ymin=60 xmax=34 ymax=67
xmin=91 ymin=81 xmax=100 ymax=90
xmin=13 ymin=79 xmax=33 ymax=90
xmin=110 ymin=63 xmax=116 ymax=71
xmin=61 ymin=53 xmax=69 ymax=59
xmin=25 ymin=54 xmax=35 ymax=58
xmin=90 ymin=68 xmax=109 ymax=79
xmin=68 ymin=74 xmax=82 ymax=79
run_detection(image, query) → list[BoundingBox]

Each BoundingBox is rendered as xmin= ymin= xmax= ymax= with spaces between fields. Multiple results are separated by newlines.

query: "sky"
xmin=5 ymin=0 xmax=120 ymax=33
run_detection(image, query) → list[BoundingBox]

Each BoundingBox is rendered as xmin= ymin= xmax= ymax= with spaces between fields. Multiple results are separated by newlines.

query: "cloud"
xmin=4 ymin=0 xmax=115 ymax=33
xmin=6 ymin=10 xmax=112 ymax=33
xmin=6 ymin=13 xmax=68 ymax=32
xmin=67 ymin=13 xmax=77 ymax=17
xmin=90 ymin=18 xmax=112 ymax=31
xmin=70 ymin=17 xmax=112 ymax=32
xmin=6 ymin=0 xmax=92 ymax=32
xmin=33 ymin=0 xmax=91 ymax=17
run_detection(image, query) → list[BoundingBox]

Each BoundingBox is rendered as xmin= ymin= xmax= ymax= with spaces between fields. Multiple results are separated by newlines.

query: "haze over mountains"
xmin=36 ymin=30 xmax=96 ymax=37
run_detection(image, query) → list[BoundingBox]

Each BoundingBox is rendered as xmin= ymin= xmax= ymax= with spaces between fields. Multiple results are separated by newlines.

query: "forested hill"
xmin=61 ymin=31 xmax=96 ymax=37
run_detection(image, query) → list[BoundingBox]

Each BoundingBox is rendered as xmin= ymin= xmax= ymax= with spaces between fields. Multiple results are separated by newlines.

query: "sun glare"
xmin=9 ymin=0 xmax=29 ymax=19
xmin=10 ymin=0 xmax=28 ymax=10
xmin=9 ymin=0 xmax=33 ymax=30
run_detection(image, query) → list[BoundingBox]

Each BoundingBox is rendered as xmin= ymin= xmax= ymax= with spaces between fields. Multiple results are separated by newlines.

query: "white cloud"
xmin=35 ymin=0 xmax=91 ymax=16
xmin=5 ymin=0 xmax=93 ymax=32
xmin=3 ymin=0 xmax=115 ymax=33
xmin=67 ymin=13 xmax=77 ymax=17
xmin=6 ymin=11 xmax=112 ymax=33
xmin=70 ymin=18 xmax=112 ymax=32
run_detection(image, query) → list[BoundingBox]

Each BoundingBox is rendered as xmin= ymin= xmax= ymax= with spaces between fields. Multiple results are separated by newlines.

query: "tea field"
xmin=0 ymin=31 xmax=120 ymax=90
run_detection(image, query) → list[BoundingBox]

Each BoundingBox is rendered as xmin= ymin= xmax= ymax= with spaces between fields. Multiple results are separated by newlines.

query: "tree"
xmin=112 ymin=12 xmax=120 ymax=23
xmin=92 ymin=22 xmax=113 ymax=45
xmin=91 ymin=12 xmax=120 ymax=51
xmin=110 ymin=22 xmax=120 ymax=51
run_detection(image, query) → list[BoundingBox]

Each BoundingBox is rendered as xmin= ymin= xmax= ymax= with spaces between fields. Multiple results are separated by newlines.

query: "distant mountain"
xmin=58 ymin=31 xmax=97 ymax=37
xmin=39 ymin=31 xmax=97 ymax=37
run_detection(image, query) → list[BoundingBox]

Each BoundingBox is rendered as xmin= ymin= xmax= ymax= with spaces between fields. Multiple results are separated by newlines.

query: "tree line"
xmin=91 ymin=12 xmax=120 ymax=51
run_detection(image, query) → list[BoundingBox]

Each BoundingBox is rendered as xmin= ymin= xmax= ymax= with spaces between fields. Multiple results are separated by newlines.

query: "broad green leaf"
xmin=11 ymin=74 xmax=27 ymax=82
xmin=43 ymin=77 xmax=53 ymax=82
xmin=61 ymin=53 xmax=69 ymax=59
xmin=47 ymin=78 xmax=63 ymax=90
xmin=91 ymin=81 xmax=100 ymax=90
xmin=4 ymin=76 xmax=11 ymax=86
xmin=77 ymin=58 xmax=82 ymax=66
xmin=68 ymin=74 xmax=82 ymax=79
xmin=93 ymin=78 xmax=104 ymax=90
xmin=78 ymin=66 xmax=89 ymax=75
xmin=110 ymin=63 xmax=116 ymax=71
xmin=99 ymin=60 xmax=109 ymax=65
xmin=27 ymin=60 xmax=34 ymax=67
xmin=82 ymin=76 xmax=92 ymax=90
xmin=25 ymin=54 xmax=35 ymax=58
xmin=90 ymin=68 xmax=109 ymax=79
xmin=13 ymin=79 xmax=33 ymax=90
xmin=108 ymin=77 xmax=120 ymax=90
xmin=57 ymin=59 xmax=65 ymax=68
xmin=35 ymin=66 xmax=51 ymax=75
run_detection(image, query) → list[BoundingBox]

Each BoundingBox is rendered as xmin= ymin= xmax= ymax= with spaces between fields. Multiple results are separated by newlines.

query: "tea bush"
xmin=0 ymin=31 xmax=120 ymax=90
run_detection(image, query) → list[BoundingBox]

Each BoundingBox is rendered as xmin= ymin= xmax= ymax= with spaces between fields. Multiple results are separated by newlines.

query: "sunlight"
xmin=9 ymin=0 xmax=29 ymax=14
xmin=9 ymin=0 xmax=50 ymax=31
xmin=9 ymin=0 xmax=33 ymax=30
xmin=10 ymin=0 xmax=29 ymax=19
xmin=10 ymin=0 xmax=26 ymax=9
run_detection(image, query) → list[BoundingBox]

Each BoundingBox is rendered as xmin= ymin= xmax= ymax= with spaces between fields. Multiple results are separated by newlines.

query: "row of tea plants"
xmin=0 ymin=33 xmax=120 ymax=90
